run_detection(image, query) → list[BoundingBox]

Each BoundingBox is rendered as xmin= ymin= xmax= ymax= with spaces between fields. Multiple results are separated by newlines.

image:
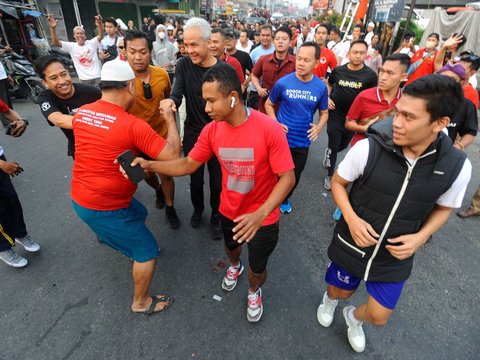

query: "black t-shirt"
xmin=231 ymin=49 xmax=253 ymax=76
xmin=328 ymin=64 xmax=378 ymax=125
xmin=170 ymin=56 xmax=221 ymax=135
xmin=448 ymin=98 xmax=478 ymax=141
xmin=38 ymin=83 xmax=102 ymax=156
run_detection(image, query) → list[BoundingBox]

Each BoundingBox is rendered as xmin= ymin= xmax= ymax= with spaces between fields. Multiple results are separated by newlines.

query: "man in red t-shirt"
xmin=251 ymin=26 xmax=296 ymax=113
xmin=71 ymin=59 xmax=180 ymax=315
xmin=405 ymin=33 xmax=439 ymax=86
xmin=345 ymin=54 xmax=410 ymax=146
xmin=459 ymin=54 xmax=480 ymax=108
xmin=125 ymin=63 xmax=295 ymax=323
xmin=312 ymin=24 xmax=337 ymax=79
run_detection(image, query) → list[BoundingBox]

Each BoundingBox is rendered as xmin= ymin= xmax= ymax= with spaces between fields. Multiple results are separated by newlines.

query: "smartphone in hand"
xmin=116 ymin=150 xmax=145 ymax=184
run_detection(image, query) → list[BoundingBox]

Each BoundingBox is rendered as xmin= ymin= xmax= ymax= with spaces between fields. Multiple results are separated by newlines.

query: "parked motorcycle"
xmin=49 ymin=46 xmax=77 ymax=78
xmin=1 ymin=49 xmax=45 ymax=104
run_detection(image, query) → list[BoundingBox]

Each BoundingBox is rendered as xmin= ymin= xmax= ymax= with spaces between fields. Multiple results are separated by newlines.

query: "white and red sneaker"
xmin=247 ymin=288 xmax=263 ymax=323
xmin=222 ymin=261 xmax=244 ymax=291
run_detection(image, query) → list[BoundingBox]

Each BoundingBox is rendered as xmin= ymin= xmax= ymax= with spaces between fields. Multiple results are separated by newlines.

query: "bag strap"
xmin=407 ymin=50 xmax=435 ymax=77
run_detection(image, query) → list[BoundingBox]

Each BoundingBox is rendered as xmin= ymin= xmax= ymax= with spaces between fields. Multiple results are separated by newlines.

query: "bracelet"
xmin=455 ymin=141 xmax=464 ymax=151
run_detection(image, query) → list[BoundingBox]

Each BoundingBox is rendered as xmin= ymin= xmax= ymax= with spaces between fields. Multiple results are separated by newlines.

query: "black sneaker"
xmin=155 ymin=189 xmax=165 ymax=209
xmin=166 ymin=206 xmax=180 ymax=229
xmin=210 ymin=213 xmax=223 ymax=241
xmin=190 ymin=211 xmax=202 ymax=228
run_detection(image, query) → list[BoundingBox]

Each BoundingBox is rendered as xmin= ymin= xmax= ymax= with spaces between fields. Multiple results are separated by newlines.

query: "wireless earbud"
xmin=230 ymin=97 xmax=235 ymax=108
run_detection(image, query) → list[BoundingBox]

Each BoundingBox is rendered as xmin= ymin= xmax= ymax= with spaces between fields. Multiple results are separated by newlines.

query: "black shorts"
xmin=220 ymin=214 xmax=279 ymax=274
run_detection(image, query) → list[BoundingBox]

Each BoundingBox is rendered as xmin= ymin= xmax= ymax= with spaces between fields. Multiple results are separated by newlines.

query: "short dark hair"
xmin=260 ymin=24 xmax=273 ymax=34
xmin=35 ymin=55 xmax=66 ymax=79
xmin=403 ymin=75 xmax=464 ymax=122
xmin=299 ymin=41 xmax=320 ymax=59
xmin=384 ymin=53 xmax=411 ymax=72
xmin=124 ymin=29 xmax=152 ymax=52
xmin=275 ymin=25 xmax=292 ymax=40
xmin=211 ymin=28 xmax=226 ymax=38
xmin=240 ymin=29 xmax=249 ymax=36
xmin=350 ymin=39 xmax=368 ymax=50
xmin=99 ymin=81 xmax=129 ymax=90
xmin=105 ymin=17 xmax=118 ymax=27
xmin=353 ymin=24 xmax=362 ymax=31
xmin=461 ymin=54 xmax=480 ymax=71
xmin=202 ymin=62 xmax=242 ymax=99
xmin=330 ymin=27 xmax=340 ymax=37
xmin=315 ymin=24 xmax=329 ymax=34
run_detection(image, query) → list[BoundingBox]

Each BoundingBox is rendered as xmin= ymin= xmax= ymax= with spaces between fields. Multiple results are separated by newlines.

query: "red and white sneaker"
xmin=247 ymin=288 xmax=263 ymax=323
xmin=222 ymin=261 xmax=244 ymax=291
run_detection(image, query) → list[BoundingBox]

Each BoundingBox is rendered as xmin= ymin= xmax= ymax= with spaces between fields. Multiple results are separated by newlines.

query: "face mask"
xmin=425 ymin=40 xmax=436 ymax=50
xmin=159 ymin=32 xmax=166 ymax=40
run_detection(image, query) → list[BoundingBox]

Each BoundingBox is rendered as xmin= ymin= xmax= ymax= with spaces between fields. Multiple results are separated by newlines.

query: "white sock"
xmin=325 ymin=293 xmax=337 ymax=304
xmin=348 ymin=308 xmax=361 ymax=325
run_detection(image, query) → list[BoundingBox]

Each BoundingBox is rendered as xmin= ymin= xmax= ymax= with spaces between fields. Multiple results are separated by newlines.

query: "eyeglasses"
xmin=143 ymin=82 xmax=152 ymax=99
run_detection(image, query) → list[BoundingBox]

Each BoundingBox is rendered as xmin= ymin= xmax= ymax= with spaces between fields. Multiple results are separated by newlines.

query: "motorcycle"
xmin=49 ymin=46 xmax=77 ymax=78
xmin=1 ymin=49 xmax=45 ymax=104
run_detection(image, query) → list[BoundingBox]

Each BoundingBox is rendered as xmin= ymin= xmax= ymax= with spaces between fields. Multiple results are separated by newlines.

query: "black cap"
xmin=225 ymin=28 xmax=236 ymax=38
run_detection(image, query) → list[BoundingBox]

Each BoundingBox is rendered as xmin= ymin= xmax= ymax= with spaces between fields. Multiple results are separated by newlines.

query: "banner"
xmin=373 ymin=0 xmax=405 ymax=22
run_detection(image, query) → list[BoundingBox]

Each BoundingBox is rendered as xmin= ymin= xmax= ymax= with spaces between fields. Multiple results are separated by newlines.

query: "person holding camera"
xmin=99 ymin=18 xmax=123 ymax=64
xmin=48 ymin=14 xmax=103 ymax=87
xmin=0 ymin=99 xmax=40 ymax=268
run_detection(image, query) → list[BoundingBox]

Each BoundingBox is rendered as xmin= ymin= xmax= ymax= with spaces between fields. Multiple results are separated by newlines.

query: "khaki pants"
xmin=471 ymin=184 xmax=480 ymax=212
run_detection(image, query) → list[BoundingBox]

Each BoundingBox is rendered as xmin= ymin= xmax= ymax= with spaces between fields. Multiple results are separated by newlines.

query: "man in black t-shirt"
xmin=159 ymin=18 xmax=223 ymax=241
xmin=324 ymin=40 xmax=377 ymax=190
xmin=36 ymin=56 xmax=102 ymax=157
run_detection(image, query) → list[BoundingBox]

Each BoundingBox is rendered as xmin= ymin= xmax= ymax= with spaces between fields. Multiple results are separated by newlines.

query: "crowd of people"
xmin=0 ymin=13 xmax=479 ymax=353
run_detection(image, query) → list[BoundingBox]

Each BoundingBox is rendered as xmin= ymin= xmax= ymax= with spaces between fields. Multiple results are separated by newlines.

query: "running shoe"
xmin=280 ymin=199 xmax=292 ymax=214
xmin=317 ymin=291 xmax=338 ymax=327
xmin=332 ymin=206 xmax=342 ymax=221
xmin=324 ymin=176 xmax=331 ymax=191
xmin=343 ymin=306 xmax=366 ymax=353
xmin=222 ymin=261 xmax=244 ymax=291
xmin=323 ymin=148 xmax=331 ymax=168
xmin=190 ymin=211 xmax=202 ymax=228
xmin=15 ymin=235 xmax=40 ymax=252
xmin=247 ymin=288 xmax=263 ymax=323
xmin=0 ymin=249 xmax=28 ymax=268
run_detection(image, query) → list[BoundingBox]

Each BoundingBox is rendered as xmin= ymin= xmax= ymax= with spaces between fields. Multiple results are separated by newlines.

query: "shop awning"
xmin=0 ymin=5 xmax=19 ymax=19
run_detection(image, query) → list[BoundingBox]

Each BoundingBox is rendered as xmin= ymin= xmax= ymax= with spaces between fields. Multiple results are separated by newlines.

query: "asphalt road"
xmin=1 ymin=98 xmax=479 ymax=360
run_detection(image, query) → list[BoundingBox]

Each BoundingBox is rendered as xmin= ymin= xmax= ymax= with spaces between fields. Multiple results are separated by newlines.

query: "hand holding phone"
xmin=116 ymin=150 xmax=145 ymax=184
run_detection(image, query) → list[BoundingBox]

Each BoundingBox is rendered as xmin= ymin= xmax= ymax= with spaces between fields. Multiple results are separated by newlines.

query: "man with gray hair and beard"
xmin=160 ymin=17 xmax=223 ymax=240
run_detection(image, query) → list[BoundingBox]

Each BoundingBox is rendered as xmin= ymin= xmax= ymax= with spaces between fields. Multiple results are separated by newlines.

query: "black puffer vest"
xmin=328 ymin=118 xmax=466 ymax=282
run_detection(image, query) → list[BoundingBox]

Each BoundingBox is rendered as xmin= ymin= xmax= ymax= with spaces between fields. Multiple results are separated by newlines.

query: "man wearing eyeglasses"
xmin=124 ymin=30 xmax=181 ymax=230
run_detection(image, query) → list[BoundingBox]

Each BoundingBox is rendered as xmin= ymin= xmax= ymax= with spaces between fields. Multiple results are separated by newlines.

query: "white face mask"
xmin=425 ymin=40 xmax=436 ymax=50
xmin=159 ymin=32 xmax=166 ymax=40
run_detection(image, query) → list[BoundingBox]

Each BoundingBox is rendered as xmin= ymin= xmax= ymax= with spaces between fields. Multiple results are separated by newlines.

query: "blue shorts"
xmin=72 ymin=198 xmax=160 ymax=263
xmin=325 ymin=261 xmax=405 ymax=310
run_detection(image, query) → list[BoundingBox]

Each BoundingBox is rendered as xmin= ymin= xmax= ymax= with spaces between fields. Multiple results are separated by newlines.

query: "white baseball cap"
xmin=167 ymin=25 xmax=174 ymax=31
xmin=101 ymin=59 xmax=135 ymax=81
xmin=368 ymin=22 xmax=375 ymax=28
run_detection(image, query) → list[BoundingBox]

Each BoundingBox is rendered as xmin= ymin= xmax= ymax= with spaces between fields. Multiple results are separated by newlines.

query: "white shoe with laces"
xmin=343 ymin=306 xmax=366 ymax=353
xmin=222 ymin=261 xmax=244 ymax=291
xmin=0 ymin=249 xmax=28 ymax=267
xmin=317 ymin=291 xmax=338 ymax=327
xmin=15 ymin=235 xmax=40 ymax=252
xmin=247 ymin=288 xmax=263 ymax=323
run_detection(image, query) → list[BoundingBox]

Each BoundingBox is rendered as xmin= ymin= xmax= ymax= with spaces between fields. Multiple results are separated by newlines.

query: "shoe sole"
xmin=0 ymin=258 xmax=28 ymax=268
xmin=222 ymin=265 xmax=244 ymax=291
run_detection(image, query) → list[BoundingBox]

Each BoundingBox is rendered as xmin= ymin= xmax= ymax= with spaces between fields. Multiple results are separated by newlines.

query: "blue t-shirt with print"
xmin=269 ymin=72 xmax=328 ymax=148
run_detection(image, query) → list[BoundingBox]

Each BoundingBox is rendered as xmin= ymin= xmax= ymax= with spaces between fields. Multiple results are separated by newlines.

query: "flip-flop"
xmin=134 ymin=295 xmax=174 ymax=316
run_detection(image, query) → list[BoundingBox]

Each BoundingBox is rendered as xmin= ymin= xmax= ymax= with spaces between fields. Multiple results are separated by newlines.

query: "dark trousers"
xmin=183 ymin=130 xmax=222 ymax=215
xmin=0 ymin=154 xmax=27 ymax=251
xmin=286 ymin=147 xmax=309 ymax=200
xmin=0 ymin=78 xmax=12 ymax=127
xmin=327 ymin=126 xmax=354 ymax=177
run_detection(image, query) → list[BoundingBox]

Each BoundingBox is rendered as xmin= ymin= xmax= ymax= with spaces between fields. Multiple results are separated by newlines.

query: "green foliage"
xmin=393 ymin=19 xmax=425 ymax=50
xmin=316 ymin=10 xmax=345 ymax=28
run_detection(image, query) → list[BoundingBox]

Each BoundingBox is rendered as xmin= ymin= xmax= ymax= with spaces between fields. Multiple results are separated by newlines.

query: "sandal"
xmin=134 ymin=295 xmax=174 ymax=316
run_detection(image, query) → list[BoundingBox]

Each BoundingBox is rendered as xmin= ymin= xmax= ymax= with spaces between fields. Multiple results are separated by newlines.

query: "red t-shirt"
xmin=0 ymin=99 xmax=9 ymax=113
xmin=71 ymin=100 xmax=166 ymax=210
xmin=252 ymin=52 xmax=296 ymax=113
xmin=463 ymin=83 xmax=479 ymax=109
xmin=312 ymin=46 xmax=337 ymax=79
xmin=405 ymin=48 xmax=437 ymax=85
xmin=224 ymin=54 xmax=245 ymax=84
xmin=188 ymin=109 xmax=294 ymax=225
xmin=347 ymin=87 xmax=401 ymax=146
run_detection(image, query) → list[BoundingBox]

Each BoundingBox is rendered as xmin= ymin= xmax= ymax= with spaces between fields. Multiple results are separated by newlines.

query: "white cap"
xmin=101 ymin=59 xmax=135 ymax=82
xmin=116 ymin=18 xmax=128 ymax=30
xmin=368 ymin=22 xmax=375 ymax=28
xmin=167 ymin=25 xmax=174 ymax=31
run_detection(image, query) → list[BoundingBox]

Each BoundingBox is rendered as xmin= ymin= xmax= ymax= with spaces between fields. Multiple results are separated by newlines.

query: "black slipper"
xmin=137 ymin=295 xmax=174 ymax=316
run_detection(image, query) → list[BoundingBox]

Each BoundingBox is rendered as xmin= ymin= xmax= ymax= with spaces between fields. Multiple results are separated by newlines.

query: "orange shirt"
xmin=129 ymin=65 xmax=171 ymax=137
xmin=463 ymin=83 xmax=479 ymax=109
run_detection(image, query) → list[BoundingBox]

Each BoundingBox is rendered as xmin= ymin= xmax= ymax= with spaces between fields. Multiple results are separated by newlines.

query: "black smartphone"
xmin=5 ymin=122 xmax=15 ymax=135
xmin=116 ymin=150 xmax=145 ymax=184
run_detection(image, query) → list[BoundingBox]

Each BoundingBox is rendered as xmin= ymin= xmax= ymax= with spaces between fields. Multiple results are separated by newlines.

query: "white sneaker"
xmin=343 ymin=306 xmax=366 ymax=353
xmin=324 ymin=176 xmax=331 ymax=191
xmin=247 ymin=288 xmax=263 ymax=323
xmin=317 ymin=291 xmax=338 ymax=327
xmin=222 ymin=261 xmax=244 ymax=291
xmin=0 ymin=249 xmax=28 ymax=268
xmin=323 ymin=148 xmax=331 ymax=168
xmin=15 ymin=235 xmax=40 ymax=252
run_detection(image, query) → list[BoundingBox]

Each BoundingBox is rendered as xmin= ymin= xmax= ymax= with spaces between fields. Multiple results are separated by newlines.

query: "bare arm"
xmin=3 ymin=109 xmax=27 ymax=136
xmin=454 ymin=134 xmax=475 ymax=151
xmin=47 ymin=112 xmax=73 ymax=130
xmin=251 ymin=73 xmax=268 ymax=97
xmin=264 ymin=98 xmax=277 ymax=120
xmin=47 ymin=14 xmax=61 ymax=47
xmin=153 ymin=110 xmax=181 ymax=161
xmin=95 ymin=15 xmax=104 ymax=42
xmin=308 ymin=109 xmax=328 ymax=141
